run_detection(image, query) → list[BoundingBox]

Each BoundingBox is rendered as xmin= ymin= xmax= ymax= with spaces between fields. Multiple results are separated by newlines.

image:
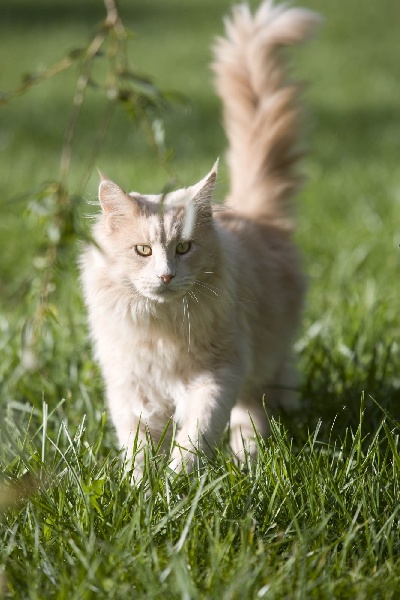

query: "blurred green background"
xmin=1 ymin=3 xmax=400 ymax=594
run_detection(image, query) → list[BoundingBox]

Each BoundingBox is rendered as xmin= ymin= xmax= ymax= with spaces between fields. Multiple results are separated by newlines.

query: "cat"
xmin=80 ymin=1 xmax=320 ymax=475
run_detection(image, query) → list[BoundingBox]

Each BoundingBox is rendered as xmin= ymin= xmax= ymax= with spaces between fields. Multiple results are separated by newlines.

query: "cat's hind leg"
xmin=229 ymin=399 xmax=269 ymax=463
xmin=229 ymin=358 xmax=299 ymax=462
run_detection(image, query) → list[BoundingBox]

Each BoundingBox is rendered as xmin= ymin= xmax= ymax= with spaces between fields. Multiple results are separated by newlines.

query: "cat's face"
xmin=94 ymin=164 xmax=219 ymax=303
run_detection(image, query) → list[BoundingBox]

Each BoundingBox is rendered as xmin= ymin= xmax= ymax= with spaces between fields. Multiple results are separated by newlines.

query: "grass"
xmin=1 ymin=0 xmax=400 ymax=597
xmin=3 ymin=407 xmax=400 ymax=598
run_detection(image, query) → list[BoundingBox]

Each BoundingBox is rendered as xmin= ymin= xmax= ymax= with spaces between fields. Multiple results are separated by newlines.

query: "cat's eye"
xmin=135 ymin=245 xmax=152 ymax=257
xmin=176 ymin=241 xmax=191 ymax=255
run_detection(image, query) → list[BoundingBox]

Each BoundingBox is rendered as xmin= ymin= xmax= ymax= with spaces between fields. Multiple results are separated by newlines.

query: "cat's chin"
xmin=143 ymin=286 xmax=185 ymax=304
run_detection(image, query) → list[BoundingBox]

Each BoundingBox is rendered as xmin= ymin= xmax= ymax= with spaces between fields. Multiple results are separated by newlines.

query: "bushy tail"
xmin=213 ymin=1 xmax=320 ymax=226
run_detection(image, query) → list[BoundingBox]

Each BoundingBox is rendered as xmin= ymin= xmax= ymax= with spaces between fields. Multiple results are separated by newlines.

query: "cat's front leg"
xmin=170 ymin=365 xmax=243 ymax=472
xmin=114 ymin=415 xmax=148 ymax=480
xmin=106 ymin=387 xmax=149 ymax=479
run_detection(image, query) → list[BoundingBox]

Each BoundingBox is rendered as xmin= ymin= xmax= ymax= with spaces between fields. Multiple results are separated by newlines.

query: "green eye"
xmin=135 ymin=245 xmax=152 ymax=257
xmin=176 ymin=241 xmax=191 ymax=255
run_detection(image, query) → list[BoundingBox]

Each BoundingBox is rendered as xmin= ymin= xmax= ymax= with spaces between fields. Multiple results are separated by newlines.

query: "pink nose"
xmin=160 ymin=274 xmax=174 ymax=285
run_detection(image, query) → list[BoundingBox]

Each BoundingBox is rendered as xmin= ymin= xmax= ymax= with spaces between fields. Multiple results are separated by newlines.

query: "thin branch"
xmin=59 ymin=30 xmax=108 ymax=184
xmin=0 ymin=55 xmax=77 ymax=105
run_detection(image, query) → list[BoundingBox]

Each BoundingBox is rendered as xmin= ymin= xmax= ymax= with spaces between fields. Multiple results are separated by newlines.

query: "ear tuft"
xmin=211 ymin=157 xmax=220 ymax=175
xmin=194 ymin=159 xmax=219 ymax=204
xmin=182 ymin=161 xmax=219 ymax=234
xmin=97 ymin=168 xmax=108 ymax=183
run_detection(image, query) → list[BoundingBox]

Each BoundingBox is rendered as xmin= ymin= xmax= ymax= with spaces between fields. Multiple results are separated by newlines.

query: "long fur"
xmin=80 ymin=1 xmax=320 ymax=475
xmin=213 ymin=1 xmax=320 ymax=226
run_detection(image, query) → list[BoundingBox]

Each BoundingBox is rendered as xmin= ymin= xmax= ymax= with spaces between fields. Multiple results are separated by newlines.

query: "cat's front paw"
xmin=169 ymin=446 xmax=196 ymax=473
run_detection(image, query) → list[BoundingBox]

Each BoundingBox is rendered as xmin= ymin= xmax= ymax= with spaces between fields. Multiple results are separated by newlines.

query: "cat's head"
xmin=93 ymin=162 xmax=220 ymax=303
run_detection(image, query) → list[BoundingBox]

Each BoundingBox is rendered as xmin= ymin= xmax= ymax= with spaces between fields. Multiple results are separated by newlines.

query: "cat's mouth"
xmin=146 ymin=284 xmax=184 ymax=303
xmin=129 ymin=276 xmax=192 ymax=304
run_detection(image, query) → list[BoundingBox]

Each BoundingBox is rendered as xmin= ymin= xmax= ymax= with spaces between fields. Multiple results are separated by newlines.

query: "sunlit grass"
xmin=2 ymin=403 xmax=400 ymax=598
xmin=1 ymin=0 xmax=400 ymax=597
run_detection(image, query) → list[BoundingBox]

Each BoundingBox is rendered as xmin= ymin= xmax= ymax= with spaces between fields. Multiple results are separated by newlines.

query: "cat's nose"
xmin=160 ymin=274 xmax=174 ymax=285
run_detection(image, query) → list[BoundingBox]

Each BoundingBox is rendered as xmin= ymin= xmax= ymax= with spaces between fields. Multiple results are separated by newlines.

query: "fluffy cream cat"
xmin=80 ymin=1 xmax=320 ymax=474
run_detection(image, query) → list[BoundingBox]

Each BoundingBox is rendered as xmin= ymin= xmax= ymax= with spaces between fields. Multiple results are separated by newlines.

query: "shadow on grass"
xmin=290 ymin=356 xmax=400 ymax=445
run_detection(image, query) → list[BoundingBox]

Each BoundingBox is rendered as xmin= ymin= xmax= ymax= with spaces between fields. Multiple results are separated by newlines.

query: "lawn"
xmin=1 ymin=0 xmax=400 ymax=598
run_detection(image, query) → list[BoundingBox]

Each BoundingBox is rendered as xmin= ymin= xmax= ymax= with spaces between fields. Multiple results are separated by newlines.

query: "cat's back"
xmin=214 ymin=207 xmax=305 ymax=329
xmin=214 ymin=208 xmax=302 ymax=281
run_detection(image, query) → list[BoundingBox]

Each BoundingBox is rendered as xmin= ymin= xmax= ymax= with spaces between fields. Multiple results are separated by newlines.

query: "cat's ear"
xmin=97 ymin=171 xmax=138 ymax=231
xmin=182 ymin=160 xmax=218 ymax=237
xmin=192 ymin=159 xmax=219 ymax=206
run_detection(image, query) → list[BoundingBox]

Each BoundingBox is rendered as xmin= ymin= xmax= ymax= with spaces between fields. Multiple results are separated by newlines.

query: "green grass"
xmin=3 ymin=408 xmax=400 ymax=598
xmin=1 ymin=0 xmax=400 ymax=597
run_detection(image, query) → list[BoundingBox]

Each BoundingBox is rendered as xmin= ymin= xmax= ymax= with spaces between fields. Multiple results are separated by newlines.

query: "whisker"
xmin=195 ymin=280 xmax=257 ymax=304
xmin=188 ymin=290 xmax=199 ymax=304
xmin=183 ymin=296 xmax=191 ymax=352
xmin=193 ymin=285 xmax=245 ymax=306
xmin=192 ymin=287 xmax=223 ymax=303
xmin=195 ymin=281 xmax=219 ymax=296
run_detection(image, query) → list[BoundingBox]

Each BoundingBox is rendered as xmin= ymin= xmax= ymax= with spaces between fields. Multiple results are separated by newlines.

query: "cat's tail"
xmin=213 ymin=1 xmax=321 ymax=227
